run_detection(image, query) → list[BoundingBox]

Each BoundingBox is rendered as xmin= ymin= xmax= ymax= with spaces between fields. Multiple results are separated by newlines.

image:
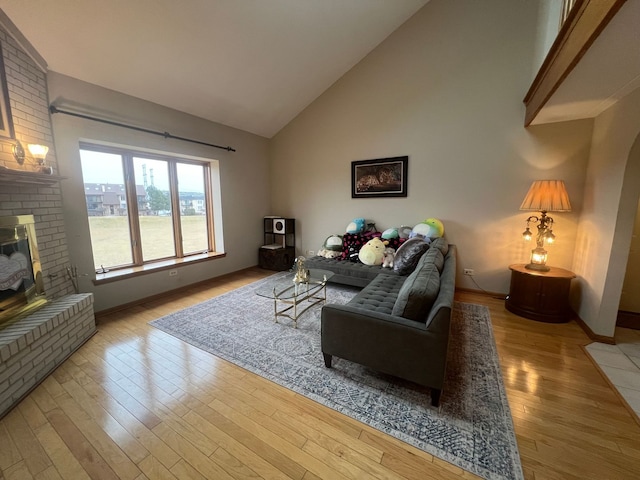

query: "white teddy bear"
xmin=317 ymin=247 xmax=342 ymax=259
xmin=382 ymin=247 xmax=396 ymax=268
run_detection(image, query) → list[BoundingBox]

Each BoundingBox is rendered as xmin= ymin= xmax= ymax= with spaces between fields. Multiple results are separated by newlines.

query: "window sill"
xmin=92 ymin=252 xmax=226 ymax=285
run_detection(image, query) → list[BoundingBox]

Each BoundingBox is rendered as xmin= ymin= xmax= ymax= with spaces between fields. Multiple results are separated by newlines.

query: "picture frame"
xmin=351 ymin=156 xmax=408 ymax=198
xmin=0 ymin=42 xmax=15 ymax=140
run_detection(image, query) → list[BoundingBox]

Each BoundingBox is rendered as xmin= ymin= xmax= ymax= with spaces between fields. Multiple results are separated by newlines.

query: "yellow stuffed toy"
xmin=358 ymin=237 xmax=388 ymax=266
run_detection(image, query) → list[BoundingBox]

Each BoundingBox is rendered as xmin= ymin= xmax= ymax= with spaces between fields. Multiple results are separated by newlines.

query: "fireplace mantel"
xmin=0 ymin=168 xmax=66 ymax=185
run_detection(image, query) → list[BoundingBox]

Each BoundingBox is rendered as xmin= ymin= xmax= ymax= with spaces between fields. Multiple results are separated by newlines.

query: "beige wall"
xmin=619 ymin=198 xmax=640 ymax=313
xmin=48 ymin=73 xmax=271 ymax=312
xmin=573 ymin=87 xmax=640 ymax=336
xmin=269 ymin=0 xmax=593 ymax=294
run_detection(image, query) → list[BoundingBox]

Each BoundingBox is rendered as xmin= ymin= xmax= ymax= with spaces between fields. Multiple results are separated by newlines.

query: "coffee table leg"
xmin=293 ymin=299 xmax=298 ymax=329
xmin=272 ymin=287 xmax=278 ymax=323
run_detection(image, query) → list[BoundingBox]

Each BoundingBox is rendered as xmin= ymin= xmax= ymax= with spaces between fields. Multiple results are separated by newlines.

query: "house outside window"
xmin=79 ymin=143 xmax=216 ymax=272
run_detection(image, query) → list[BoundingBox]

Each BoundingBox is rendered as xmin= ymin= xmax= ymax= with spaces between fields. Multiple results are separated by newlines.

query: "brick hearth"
xmin=0 ymin=294 xmax=95 ymax=418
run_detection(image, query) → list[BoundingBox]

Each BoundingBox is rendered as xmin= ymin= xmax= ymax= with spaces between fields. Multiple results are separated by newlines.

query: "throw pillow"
xmin=340 ymin=231 xmax=381 ymax=260
xmin=417 ymin=246 xmax=445 ymax=273
xmin=393 ymin=237 xmax=429 ymax=275
xmin=392 ymin=262 xmax=441 ymax=321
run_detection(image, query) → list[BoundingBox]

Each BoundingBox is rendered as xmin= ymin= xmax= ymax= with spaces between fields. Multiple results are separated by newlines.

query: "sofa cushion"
xmin=306 ymin=255 xmax=390 ymax=280
xmin=430 ymin=237 xmax=449 ymax=256
xmin=392 ymin=262 xmax=440 ymax=321
xmin=348 ymin=274 xmax=406 ymax=315
xmin=393 ymin=237 xmax=430 ymax=275
xmin=417 ymin=246 xmax=444 ymax=273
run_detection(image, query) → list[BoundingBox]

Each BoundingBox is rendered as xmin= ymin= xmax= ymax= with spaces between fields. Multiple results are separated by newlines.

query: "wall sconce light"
xmin=12 ymin=140 xmax=51 ymax=173
xmin=12 ymin=141 xmax=25 ymax=165
xmin=520 ymin=180 xmax=571 ymax=271
xmin=28 ymin=143 xmax=49 ymax=162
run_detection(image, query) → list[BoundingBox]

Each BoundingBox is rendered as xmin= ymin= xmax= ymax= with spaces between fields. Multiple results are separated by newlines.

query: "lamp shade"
xmin=520 ymin=180 xmax=571 ymax=212
xmin=27 ymin=144 xmax=49 ymax=160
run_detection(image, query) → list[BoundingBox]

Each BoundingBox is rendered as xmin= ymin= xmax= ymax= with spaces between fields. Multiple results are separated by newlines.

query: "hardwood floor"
xmin=1 ymin=267 xmax=640 ymax=480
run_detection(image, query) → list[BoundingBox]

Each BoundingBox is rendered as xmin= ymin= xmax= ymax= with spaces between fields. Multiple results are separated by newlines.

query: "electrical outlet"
xmin=464 ymin=268 xmax=474 ymax=276
xmin=307 ymin=250 xmax=315 ymax=256
xmin=169 ymin=270 xmax=178 ymax=277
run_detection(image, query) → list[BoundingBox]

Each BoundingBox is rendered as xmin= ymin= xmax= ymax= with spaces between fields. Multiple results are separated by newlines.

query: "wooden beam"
xmin=523 ymin=0 xmax=627 ymax=126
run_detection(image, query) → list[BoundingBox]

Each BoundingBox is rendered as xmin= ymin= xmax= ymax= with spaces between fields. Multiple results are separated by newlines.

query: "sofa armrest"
xmin=321 ymin=303 xmax=450 ymax=388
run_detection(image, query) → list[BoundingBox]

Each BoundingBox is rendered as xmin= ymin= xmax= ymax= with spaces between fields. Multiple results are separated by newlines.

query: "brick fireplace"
xmin=0 ymin=22 xmax=96 ymax=417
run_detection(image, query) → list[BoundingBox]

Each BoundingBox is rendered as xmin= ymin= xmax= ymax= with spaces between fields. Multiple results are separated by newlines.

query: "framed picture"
xmin=351 ymin=156 xmax=408 ymax=198
xmin=0 ymin=43 xmax=15 ymax=140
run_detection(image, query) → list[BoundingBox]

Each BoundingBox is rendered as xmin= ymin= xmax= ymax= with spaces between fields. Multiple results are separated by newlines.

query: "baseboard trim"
xmin=455 ymin=286 xmax=507 ymax=301
xmin=94 ymin=265 xmax=264 ymax=322
xmin=617 ymin=310 xmax=640 ymax=330
xmin=574 ymin=314 xmax=616 ymax=344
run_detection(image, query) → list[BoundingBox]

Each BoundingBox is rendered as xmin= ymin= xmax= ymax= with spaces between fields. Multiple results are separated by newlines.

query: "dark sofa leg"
xmin=431 ymin=389 xmax=441 ymax=407
xmin=323 ymin=353 xmax=332 ymax=368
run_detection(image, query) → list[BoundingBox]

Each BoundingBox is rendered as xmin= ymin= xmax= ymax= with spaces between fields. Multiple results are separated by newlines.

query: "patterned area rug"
xmin=150 ymin=274 xmax=523 ymax=480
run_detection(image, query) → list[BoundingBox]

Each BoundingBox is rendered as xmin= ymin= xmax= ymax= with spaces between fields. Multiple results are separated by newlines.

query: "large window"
xmin=79 ymin=144 xmax=216 ymax=272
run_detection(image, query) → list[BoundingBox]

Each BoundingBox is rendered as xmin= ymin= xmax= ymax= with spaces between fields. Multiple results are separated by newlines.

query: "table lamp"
xmin=520 ymin=180 xmax=571 ymax=271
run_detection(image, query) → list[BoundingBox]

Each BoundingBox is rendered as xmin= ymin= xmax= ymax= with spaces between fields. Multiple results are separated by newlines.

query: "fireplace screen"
xmin=0 ymin=215 xmax=45 ymax=324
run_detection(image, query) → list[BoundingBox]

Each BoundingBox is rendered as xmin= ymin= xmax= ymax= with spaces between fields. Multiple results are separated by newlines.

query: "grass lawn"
xmin=88 ymin=215 xmax=208 ymax=269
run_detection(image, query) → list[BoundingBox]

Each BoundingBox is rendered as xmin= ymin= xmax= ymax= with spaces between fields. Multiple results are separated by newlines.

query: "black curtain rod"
xmin=49 ymin=105 xmax=236 ymax=152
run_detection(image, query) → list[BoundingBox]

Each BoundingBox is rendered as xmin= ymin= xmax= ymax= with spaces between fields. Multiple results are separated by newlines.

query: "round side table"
xmin=505 ymin=264 xmax=576 ymax=323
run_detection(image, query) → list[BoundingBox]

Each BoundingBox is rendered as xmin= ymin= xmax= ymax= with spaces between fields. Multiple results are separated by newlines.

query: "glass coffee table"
xmin=255 ymin=269 xmax=334 ymax=328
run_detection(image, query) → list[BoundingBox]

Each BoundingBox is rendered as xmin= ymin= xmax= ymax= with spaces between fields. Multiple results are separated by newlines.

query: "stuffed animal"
xmin=398 ymin=225 xmax=413 ymax=239
xmin=410 ymin=218 xmax=444 ymax=239
xmin=317 ymin=247 xmax=342 ymax=259
xmin=322 ymin=234 xmax=343 ymax=251
xmin=358 ymin=237 xmax=388 ymax=266
xmin=347 ymin=244 xmax=361 ymax=263
xmin=346 ymin=218 xmax=366 ymax=234
xmin=424 ymin=218 xmax=445 ymax=238
xmin=382 ymin=247 xmax=395 ymax=268
xmin=381 ymin=227 xmax=398 ymax=239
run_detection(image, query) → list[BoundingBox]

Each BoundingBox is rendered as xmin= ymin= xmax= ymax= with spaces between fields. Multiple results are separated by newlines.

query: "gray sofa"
xmin=320 ymin=241 xmax=456 ymax=406
xmin=304 ymin=254 xmax=401 ymax=287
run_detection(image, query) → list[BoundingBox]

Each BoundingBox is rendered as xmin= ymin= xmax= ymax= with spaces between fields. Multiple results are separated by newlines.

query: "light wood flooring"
xmin=1 ymin=267 xmax=640 ymax=480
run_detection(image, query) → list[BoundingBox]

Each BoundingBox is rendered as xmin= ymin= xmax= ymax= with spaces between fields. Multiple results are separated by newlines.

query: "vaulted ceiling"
xmin=0 ymin=0 xmax=428 ymax=138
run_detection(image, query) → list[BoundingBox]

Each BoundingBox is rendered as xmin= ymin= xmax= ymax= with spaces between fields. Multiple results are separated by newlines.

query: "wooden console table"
xmin=505 ymin=264 xmax=576 ymax=323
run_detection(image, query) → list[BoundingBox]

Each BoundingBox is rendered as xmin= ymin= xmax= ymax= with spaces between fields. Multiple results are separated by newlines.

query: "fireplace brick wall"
xmin=0 ymin=21 xmax=97 ymax=418
xmin=0 ymin=24 xmax=72 ymax=300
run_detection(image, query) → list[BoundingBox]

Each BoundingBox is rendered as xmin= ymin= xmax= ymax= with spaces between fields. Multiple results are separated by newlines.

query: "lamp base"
xmin=525 ymin=263 xmax=550 ymax=272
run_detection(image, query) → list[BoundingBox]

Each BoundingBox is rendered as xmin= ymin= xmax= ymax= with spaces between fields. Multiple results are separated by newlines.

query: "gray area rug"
xmin=150 ymin=273 xmax=523 ymax=480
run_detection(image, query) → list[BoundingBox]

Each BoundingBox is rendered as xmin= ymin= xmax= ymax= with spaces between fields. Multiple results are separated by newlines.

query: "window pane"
xmin=80 ymin=150 xmax=134 ymax=269
xmin=177 ymin=163 xmax=208 ymax=254
xmin=133 ymin=157 xmax=176 ymax=261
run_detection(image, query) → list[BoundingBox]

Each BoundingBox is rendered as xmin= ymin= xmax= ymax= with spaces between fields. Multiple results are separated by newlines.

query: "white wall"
xmin=269 ymin=0 xmax=593 ymax=294
xmin=48 ymin=73 xmax=271 ymax=312
xmin=573 ymin=87 xmax=640 ymax=336
xmin=531 ymin=0 xmax=563 ymax=75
